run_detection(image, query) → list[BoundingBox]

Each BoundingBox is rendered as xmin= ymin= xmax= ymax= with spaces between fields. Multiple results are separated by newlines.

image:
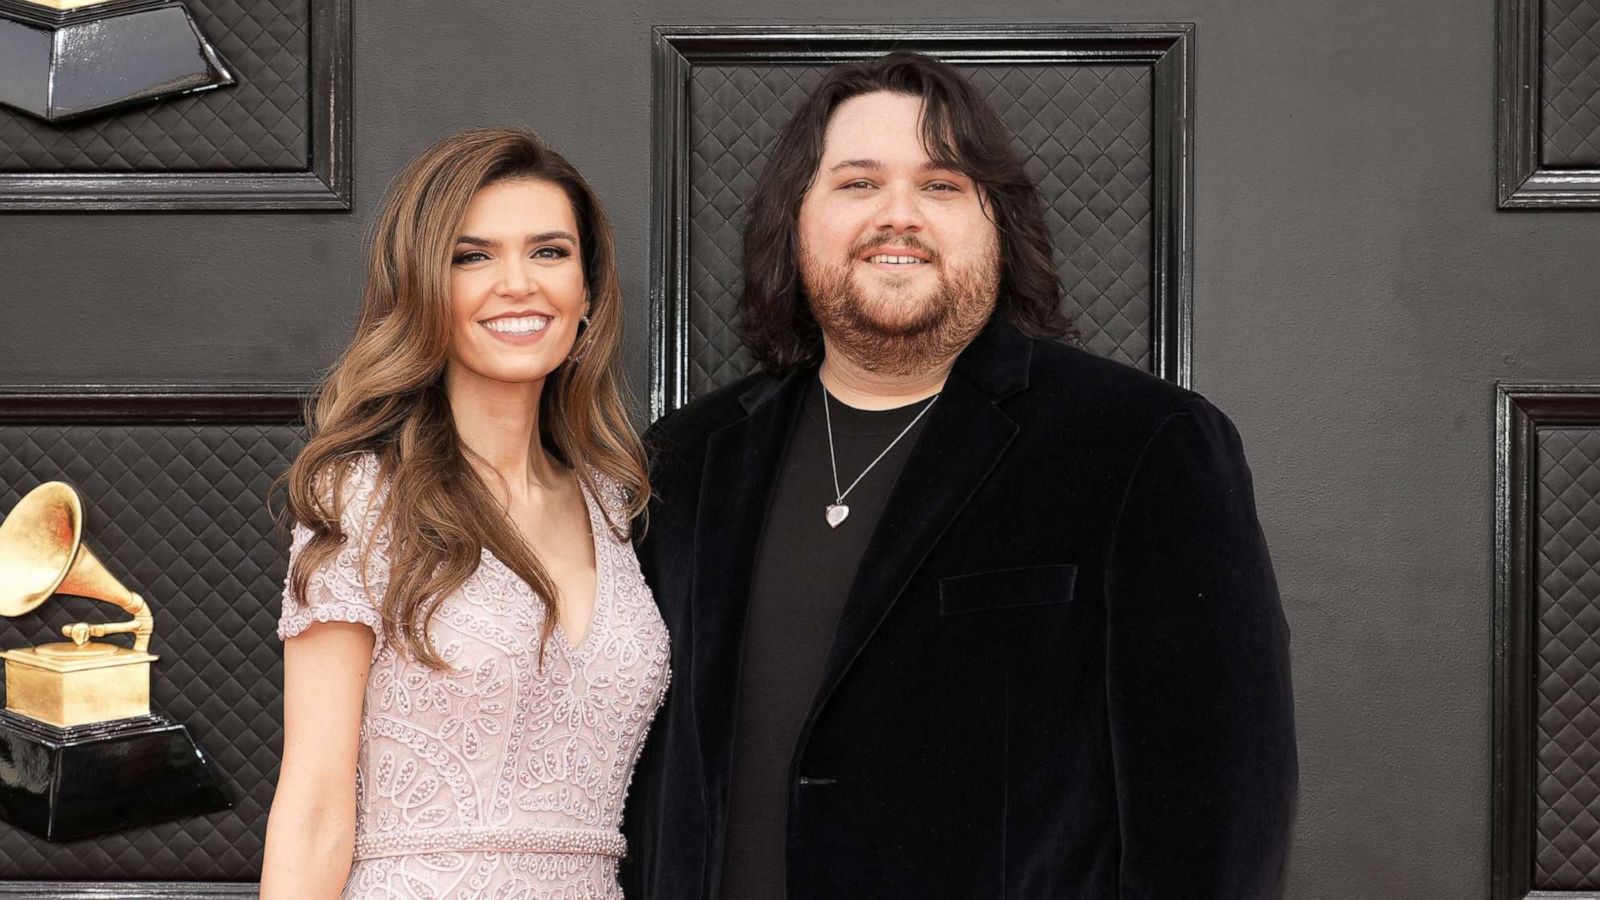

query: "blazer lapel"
xmin=799 ymin=321 xmax=1033 ymax=751
xmin=689 ymin=369 xmax=809 ymax=841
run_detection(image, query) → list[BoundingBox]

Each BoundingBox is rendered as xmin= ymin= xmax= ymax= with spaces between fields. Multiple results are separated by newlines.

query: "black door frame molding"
xmin=0 ymin=885 xmax=259 ymax=900
xmin=649 ymin=23 xmax=1195 ymax=420
xmin=0 ymin=1 xmax=352 ymax=212
xmin=1496 ymin=0 xmax=1600 ymax=208
xmin=1492 ymin=382 xmax=1600 ymax=900
xmin=0 ymin=384 xmax=306 ymax=423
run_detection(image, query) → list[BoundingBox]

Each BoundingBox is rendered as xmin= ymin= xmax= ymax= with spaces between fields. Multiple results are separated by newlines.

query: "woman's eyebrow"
xmin=528 ymin=230 xmax=577 ymax=243
xmin=454 ymin=230 xmax=577 ymax=246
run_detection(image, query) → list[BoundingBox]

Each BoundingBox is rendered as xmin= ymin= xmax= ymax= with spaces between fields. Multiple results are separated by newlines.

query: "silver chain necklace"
xmin=821 ymin=381 xmax=938 ymax=529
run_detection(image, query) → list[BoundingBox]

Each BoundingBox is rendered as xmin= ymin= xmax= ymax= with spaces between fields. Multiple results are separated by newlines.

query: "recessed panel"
xmin=1541 ymin=0 xmax=1600 ymax=167
xmin=1536 ymin=426 xmax=1600 ymax=888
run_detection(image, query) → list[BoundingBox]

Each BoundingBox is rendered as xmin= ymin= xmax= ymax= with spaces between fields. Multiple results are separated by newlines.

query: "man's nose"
xmin=873 ymin=183 xmax=925 ymax=233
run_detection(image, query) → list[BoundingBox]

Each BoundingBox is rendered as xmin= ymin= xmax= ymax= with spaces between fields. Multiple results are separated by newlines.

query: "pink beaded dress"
xmin=276 ymin=454 xmax=670 ymax=900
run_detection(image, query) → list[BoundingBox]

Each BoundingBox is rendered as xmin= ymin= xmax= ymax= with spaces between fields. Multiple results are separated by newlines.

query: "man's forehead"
xmin=823 ymin=92 xmax=919 ymax=142
xmin=819 ymin=92 xmax=960 ymax=170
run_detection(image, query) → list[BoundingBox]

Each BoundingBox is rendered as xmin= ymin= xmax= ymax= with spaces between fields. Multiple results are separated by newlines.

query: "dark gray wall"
xmin=2 ymin=1 xmax=1595 ymax=896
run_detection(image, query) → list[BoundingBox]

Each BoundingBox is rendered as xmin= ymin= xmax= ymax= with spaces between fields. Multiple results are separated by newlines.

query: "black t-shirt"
xmin=720 ymin=375 xmax=935 ymax=899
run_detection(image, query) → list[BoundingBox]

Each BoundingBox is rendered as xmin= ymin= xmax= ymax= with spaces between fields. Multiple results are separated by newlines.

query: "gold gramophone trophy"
xmin=0 ymin=481 xmax=229 ymax=841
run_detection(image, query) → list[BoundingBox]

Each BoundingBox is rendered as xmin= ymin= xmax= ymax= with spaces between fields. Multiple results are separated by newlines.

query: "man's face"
xmin=797 ymin=90 xmax=1000 ymax=374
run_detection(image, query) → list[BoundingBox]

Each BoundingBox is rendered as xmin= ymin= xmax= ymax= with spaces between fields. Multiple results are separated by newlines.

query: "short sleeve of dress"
xmin=277 ymin=453 xmax=390 ymax=654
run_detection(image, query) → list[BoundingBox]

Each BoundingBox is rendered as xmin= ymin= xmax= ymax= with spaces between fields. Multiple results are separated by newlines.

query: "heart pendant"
xmin=825 ymin=504 xmax=850 ymax=528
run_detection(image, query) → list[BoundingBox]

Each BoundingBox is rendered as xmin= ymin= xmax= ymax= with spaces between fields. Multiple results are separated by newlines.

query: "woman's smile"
xmin=479 ymin=312 xmax=555 ymax=344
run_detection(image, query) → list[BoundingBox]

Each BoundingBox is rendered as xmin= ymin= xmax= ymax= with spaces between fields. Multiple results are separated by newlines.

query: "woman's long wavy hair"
xmin=282 ymin=127 xmax=648 ymax=669
xmin=741 ymin=52 xmax=1076 ymax=373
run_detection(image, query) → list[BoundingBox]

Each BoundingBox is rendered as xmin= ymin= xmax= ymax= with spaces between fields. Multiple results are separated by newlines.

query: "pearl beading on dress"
xmin=353 ymin=825 xmax=628 ymax=861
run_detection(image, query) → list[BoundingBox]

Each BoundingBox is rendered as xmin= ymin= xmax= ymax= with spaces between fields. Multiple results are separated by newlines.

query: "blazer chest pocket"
xmin=938 ymin=564 xmax=1077 ymax=616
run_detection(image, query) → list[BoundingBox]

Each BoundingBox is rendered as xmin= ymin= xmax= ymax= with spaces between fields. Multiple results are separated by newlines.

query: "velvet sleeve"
xmin=1104 ymin=398 xmax=1297 ymax=898
xmin=619 ymin=412 xmax=679 ymax=900
xmin=619 ymin=533 xmax=666 ymax=900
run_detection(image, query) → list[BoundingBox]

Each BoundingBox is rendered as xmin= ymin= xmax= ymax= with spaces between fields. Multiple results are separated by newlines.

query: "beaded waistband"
xmin=353 ymin=825 xmax=628 ymax=860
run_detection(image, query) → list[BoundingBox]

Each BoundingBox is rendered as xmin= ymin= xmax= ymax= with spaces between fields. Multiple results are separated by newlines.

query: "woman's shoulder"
xmin=291 ymin=450 xmax=389 ymax=539
xmin=339 ymin=452 xmax=393 ymax=536
xmin=581 ymin=464 xmax=637 ymax=539
xmin=341 ymin=449 xmax=383 ymax=486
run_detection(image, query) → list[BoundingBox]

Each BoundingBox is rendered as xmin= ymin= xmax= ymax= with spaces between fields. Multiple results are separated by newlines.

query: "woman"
xmin=260 ymin=128 xmax=668 ymax=899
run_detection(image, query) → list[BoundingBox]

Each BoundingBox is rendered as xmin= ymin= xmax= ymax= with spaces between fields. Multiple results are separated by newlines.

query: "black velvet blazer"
xmin=621 ymin=321 xmax=1297 ymax=899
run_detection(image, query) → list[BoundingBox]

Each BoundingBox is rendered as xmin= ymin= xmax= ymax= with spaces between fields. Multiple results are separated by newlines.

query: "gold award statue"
xmin=0 ymin=481 xmax=229 ymax=841
xmin=0 ymin=482 xmax=158 ymax=727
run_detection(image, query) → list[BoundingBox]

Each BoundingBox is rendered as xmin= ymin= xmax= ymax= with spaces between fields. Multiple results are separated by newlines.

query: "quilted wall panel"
xmin=0 ymin=0 xmax=310 ymax=172
xmin=0 ymin=422 xmax=302 ymax=881
xmin=1535 ymin=424 xmax=1600 ymax=889
xmin=684 ymin=62 xmax=1154 ymax=398
xmin=1543 ymin=0 xmax=1600 ymax=167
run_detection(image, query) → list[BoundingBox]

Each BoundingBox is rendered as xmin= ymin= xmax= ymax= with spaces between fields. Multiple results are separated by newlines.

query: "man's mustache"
xmin=847 ymin=234 xmax=941 ymax=264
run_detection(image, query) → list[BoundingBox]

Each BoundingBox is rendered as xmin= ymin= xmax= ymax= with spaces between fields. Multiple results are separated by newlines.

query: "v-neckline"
xmin=551 ymin=477 xmax=605 ymax=657
xmin=480 ymin=474 xmax=607 ymax=661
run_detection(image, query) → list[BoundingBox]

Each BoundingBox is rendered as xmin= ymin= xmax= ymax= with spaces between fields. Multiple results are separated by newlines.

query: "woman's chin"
xmin=449 ymin=357 xmax=565 ymax=392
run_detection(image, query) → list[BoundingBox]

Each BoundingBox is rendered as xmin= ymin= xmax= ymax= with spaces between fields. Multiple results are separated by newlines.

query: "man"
xmin=623 ymin=52 xmax=1296 ymax=899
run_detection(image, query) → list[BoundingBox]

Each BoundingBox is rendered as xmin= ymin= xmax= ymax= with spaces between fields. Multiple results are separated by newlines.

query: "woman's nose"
xmin=496 ymin=258 xmax=534 ymax=296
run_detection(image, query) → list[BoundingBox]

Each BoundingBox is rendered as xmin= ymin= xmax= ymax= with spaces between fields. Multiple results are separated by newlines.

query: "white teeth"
xmin=482 ymin=315 xmax=551 ymax=335
xmin=867 ymin=254 xmax=925 ymax=265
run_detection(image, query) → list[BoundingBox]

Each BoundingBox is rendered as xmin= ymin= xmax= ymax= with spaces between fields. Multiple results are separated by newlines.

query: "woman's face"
xmin=446 ymin=178 xmax=588 ymax=393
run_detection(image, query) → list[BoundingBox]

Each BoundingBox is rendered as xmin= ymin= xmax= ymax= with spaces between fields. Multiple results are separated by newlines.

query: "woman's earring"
xmin=569 ymin=314 xmax=592 ymax=363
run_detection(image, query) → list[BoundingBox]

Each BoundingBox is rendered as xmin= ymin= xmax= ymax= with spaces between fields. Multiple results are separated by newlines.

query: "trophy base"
xmin=0 ymin=708 xmax=231 ymax=841
xmin=0 ymin=0 xmax=235 ymax=123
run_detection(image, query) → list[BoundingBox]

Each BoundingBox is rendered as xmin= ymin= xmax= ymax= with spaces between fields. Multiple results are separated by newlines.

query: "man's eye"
xmin=927 ymin=182 xmax=960 ymax=192
xmin=842 ymin=180 xmax=874 ymax=190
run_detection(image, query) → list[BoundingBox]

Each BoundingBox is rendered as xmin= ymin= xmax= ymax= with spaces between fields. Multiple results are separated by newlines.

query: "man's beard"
xmin=799 ymin=233 xmax=1001 ymax=377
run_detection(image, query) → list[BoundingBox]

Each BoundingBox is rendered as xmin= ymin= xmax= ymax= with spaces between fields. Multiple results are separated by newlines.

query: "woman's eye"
xmin=453 ymin=250 xmax=489 ymax=264
xmin=532 ymin=246 xmax=572 ymax=260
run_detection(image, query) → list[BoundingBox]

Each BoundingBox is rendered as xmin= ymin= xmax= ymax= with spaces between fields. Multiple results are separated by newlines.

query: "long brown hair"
xmin=740 ymin=52 xmax=1075 ymax=372
xmin=283 ymin=127 xmax=648 ymax=669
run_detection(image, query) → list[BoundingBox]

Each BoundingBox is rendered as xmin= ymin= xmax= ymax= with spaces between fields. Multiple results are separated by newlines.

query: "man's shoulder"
xmin=645 ymin=370 xmax=784 ymax=455
xmin=1021 ymin=338 xmax=1202 ymax=430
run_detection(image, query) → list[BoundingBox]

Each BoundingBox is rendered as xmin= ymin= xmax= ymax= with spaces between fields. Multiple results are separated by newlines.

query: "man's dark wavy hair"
xmin=739 ymin=51 xmax=1075 ymax=373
